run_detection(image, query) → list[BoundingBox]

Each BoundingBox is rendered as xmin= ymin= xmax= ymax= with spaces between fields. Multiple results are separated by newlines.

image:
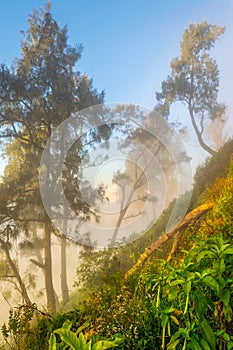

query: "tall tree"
xmin=0 ymin=3 xmax=104 ymax=314
xmin=0 ymin=178 xmax=32 ymax=305
xmin=155 ymin=21 xmax=225 ymax=155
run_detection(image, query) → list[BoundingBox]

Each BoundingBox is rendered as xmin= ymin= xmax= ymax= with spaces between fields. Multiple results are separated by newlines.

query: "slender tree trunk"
xmin=109 ymin=185 xmax=130 ymax=247
xmin=32 ymin=224 xmax=45 ymax=267
xmin=0 ymin=239 xmax=31 ymax=305
xmin=188 ymin=106 xmax=216 ymax=156
xmin=44 ymin=221 xmax=56 ymax=315
xmin=59 ymin=129 xmax=70 ymax=305
xmin=61 ymin=234 xmax=70 ymax=305
xmin=31 ymin=223 xmax=59 ymax=306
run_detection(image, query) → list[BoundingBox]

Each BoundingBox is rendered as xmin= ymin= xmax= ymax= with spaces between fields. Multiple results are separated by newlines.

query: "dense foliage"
xmin=2 ymin=158 xmax=233 ymax=349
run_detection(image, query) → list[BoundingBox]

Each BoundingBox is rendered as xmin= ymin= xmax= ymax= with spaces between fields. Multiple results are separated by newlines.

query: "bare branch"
xmin=30 ymin=259 xmax=45 ymax=269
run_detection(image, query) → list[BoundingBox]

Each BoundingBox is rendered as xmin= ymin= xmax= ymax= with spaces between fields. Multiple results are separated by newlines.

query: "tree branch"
xmin=125 ymin=201 xmax=214 ymax=279
xmin=30 ymin=259 xmax=45 ymax=269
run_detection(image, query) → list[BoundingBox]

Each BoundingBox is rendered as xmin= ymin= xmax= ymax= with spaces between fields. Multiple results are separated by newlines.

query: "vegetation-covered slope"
xmin=2 ymin=140 xmax=233 ymax=350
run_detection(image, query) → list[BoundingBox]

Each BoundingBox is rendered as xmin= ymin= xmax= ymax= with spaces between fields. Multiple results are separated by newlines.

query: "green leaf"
xmin=164 ymin=307 xmax=176 ymax=314
xmin=48 ymin=333 xmax=57 ymax=350
xmin=223 ymin=247 xmax=233 ymax=255
xmin=197 ymin=251 xmax=214 ymax=262
xmin=92 ymin=335 xmax=124 ymax=350
xmin=193 ymin=291 xmax=208 ymax=320
xmin=221 ymin=289 xmax=230 ymax=305
xmin=190 ymin=336 xmax=202 ymax=350
xmin=92 ymin=340 xmax=120 ymax=350
xmin=225 ymin=278 xmax=233 ymax=285
xmin=170 ymin=315 xmax=179 ymax=325
xmin=221 ymin=243 xmax=231 ymax=252
xmin=183 ymin=280 xmax=191 ymax=295
xmin=223 ymin=304 xmax=232 ymax=323
xmin=222 ymin=332 xmax=230 ymax=342
xmin=156 ymin=284 xmax=161 ymax=309
xmin=62 ymin=320 xmax=72 ymax=329
xmin=202 ymin=276 xmax=219 ymax=294
xmin=219 ymin=259 xmax=225 ymax=274
xmin=161 ymin=314 xmax=169 ymax=328
xmin=55 ymin=329 xmax=84 ymax=349
xmin=200 ymin=339 xmax=211 ymax=350
xmin=167 ymin=339 xmax=180 ymax=349
xmin=170 ymin=279 xmax=185 ymax=286
xmin=76 ymin=322 xmax=90 ymax=335
xmin=201 ymin=269 xmax=217 ymax=278
xmin=200 ymin=320 xmax=216 ymax=350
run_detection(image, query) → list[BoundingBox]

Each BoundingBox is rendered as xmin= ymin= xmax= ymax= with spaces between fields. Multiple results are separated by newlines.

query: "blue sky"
xmin=0 ymin=0 xmax=232 ymax=172
xmin=0 ymin=0 xmax=232 ymax=107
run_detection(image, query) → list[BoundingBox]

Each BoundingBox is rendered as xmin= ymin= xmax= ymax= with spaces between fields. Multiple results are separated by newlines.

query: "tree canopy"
xmin=156 ymin=21 xmax=226 ymax=155
xmin=0 ymin=3 xmax=104 ymax=314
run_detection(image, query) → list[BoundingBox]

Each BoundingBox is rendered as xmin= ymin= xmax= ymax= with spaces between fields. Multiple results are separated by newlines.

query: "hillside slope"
xmin=2 ymin=140 xmax=233 ymax=349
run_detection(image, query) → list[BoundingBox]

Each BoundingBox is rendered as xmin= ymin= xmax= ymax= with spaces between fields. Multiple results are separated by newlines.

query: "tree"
xmin=107 ymin=106 xmax=191 ymax=247
xmin=0 ymin=3 xmax=104 ymax=314
xmin=156 ymin=21 xmax=225 ymax=155
xmin=70 ymin=104 xmax=191 ymax=248
xmin=0 ymin=178 xmax=33 ymax=305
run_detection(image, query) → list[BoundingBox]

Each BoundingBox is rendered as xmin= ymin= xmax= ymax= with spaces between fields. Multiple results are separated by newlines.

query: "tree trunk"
xmin=30 ymin=223 xmax=59 ymax=306
xmin=61 ymin=234 xmax=70 ymax=305
xmin=44 ymin=221 xmax=56 ymax=315
xmin=109 ymin=189 xmax=130 ymax=247
xmin=189 ymin=106 xmax=216 ymax=156
xmin=0 ymin=239 xmax=32 ymax=305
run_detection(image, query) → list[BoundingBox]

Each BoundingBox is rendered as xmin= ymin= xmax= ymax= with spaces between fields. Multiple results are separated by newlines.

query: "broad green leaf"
xmin=201 ymin=269 xmax=217 ymax=278
xmin=221 ymin=243 xmax=231 ymax=251
xmin=197 ymin=250 xmax=214 ymax=262
xmin=223 ymin=247 xmax=233 ymax=255
xmin=170 ymin=279 xmax=185 ymax=286
xmin=187 ymin=272 xmax=196 ymax=281
xmin=225 ymin=278 xmax=233 ymax=285
xmin=200 ymin=320 xmax=216 ymax=350
xmin=92 ymin=340 xmax=119 ymax=350
xmin=163 ymin=307 xmax=176 ymax=314
xmin=202 ymin=276 xmax=219 ymax=294
xmin=48 ymin=333 xmax=57 ymax=350
xmin=167 ymin=339 xmax=180 ymax=349
xmin=221 ymin=289 xmax=230 ymax=305
xmin=222 ymin=332 xmax=230 ymax=342
xmin=55 ymin=329 xmax=84 ymax=349
xmin=193 ymin=291 xmax=208 ymax=320
xmin=62 ymin=320 xmax=72 ymax=329
xmin=200 ymin=339 xmax=211 ymax=350
xmin=181 ymin=329 xmax=189 ymax=340
xmin=190 ymin=336 xmax=202 ymax=350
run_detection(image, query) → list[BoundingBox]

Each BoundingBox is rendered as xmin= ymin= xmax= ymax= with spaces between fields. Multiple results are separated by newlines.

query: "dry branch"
xmin=125 ymin=201 xmax=214 ymax=279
